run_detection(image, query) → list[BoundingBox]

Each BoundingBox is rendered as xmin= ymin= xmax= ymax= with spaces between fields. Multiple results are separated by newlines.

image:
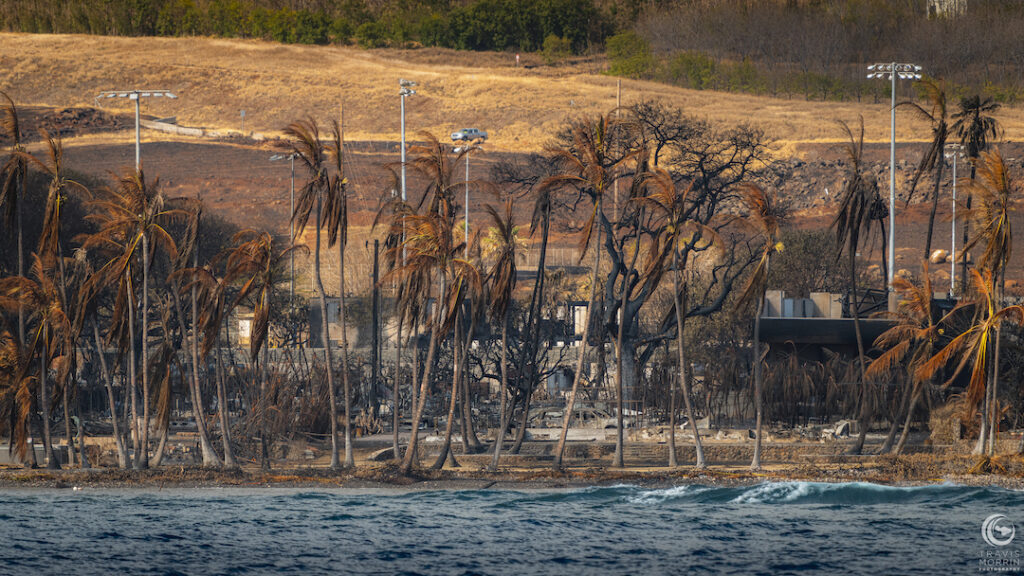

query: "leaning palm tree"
xmin=285 ymin=117 xmax=342 ymax=470
xmin=483 ymin=197 xmax=520 ymax=471
xmin=866 ymin=264 xmax=942 ymax=455
xmin=631 ymin=168 xmax=716 ymax=469
xmin=952 ymin=95 xmax=1001 ymax=293
xmin=389 ymin=210 xmax=480 ymax=474
xmin=175 ymin=262 xmax=240 ymax=468
xmin=323 ymin=119 xmax=355 ymax=468
xmin=82 ymin=168 xmax=186 ymax=469
xmin=735 ymin=183 xmax=784 ymax=470
xmin=899 ymin=78 xmax=949 ymax=259
xmin=0 ymin=255 xmax=73 ymax=469
xmin=960 ymin=149 xmax=1013 ymax=454
xmin=921 ymin=268 xmax=1024 ymax=456
xmin=0 ymin=327 xmax=35 ymax=466
xmin=832 ymin=117 xmax=886 ymax=455
xmin=546 ymin=113 xmax=637 ymax=470
xmin=226 ymin=229 xmax=306 ymax=469
xmin=0 ymin=92 xmax=28 ymax=344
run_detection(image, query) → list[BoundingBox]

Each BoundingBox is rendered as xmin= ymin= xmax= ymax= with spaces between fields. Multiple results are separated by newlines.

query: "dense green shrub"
xmin=354 ymin=21 xmax=388 ymax=49
xmin=542 ymin=34 xmax=572 ymax=65
xmin=606 ymin=31 xmax=653 ymax=79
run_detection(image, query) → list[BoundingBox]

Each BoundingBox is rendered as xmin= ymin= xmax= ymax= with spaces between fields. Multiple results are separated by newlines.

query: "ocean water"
xmin=1 ymin=481 xmax=1022 ymax=575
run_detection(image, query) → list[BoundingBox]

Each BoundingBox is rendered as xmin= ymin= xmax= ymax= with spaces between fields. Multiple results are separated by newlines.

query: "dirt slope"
xmin=5 ymin=33 xmax=1024 ymax=153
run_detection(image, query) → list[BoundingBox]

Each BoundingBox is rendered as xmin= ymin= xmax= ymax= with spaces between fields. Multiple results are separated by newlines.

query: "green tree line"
xmin=0 ymin=0 xmax=611 ymax=52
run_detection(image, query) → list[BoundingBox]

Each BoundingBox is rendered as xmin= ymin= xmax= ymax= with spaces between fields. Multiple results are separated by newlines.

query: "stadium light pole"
xmin=867 ymin=63 xmax=921 ymax=290
xmin=399 ymin=79 xmax=417 ymax=204
xmin=945 ymin=143 xmax=963 ymax=298
xmin=271 ymin=152 xmax=299 ymax=299
xmin=97 ymin=89 xmax=177 ymax=170
xmin=453 ymin=141 xmax=484 ymax=259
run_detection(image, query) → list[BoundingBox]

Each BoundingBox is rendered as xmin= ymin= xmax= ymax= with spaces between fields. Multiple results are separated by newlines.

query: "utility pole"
xmin=371 ymin=239 xmax=380 ymax=420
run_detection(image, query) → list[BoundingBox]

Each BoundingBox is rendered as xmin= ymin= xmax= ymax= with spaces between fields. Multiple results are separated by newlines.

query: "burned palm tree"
xmin=82 ymin=168 xmax=186 ymax=469
xmin=175 ymin=262 xmax=240 ymax=468
xmin=631 ymin=168 xmax=718 ymax=469
xmin=0 ymin=255 xmax=73 ymax=469
xmin=832 ymin=117 xmax=886 ymax=455
xmin=922 ymin=269 xmax=1024 ymax=456
xmin=25 ymin=130 xmax=92 ymax=466
xmin=483 ymin=197 xmax=520 ymax=471
xmin=899 ymin=78 xmax=949 ymax=259
xmin=545 ymin=113 xmax=636 ymax=469
xmin=960 ymin=149 xmax=1014 ymax=454
xmin=387 ymin=208 xmax=480 ymax=474
xmin=0 ymin=327 xmax=35 ymax=466
xmin=0 ymin=92 xmax=28 ymax=344
xmin=226 ymin=229 xmax=305 ymax=469
xmin=952 ymin=95 xmax=1001 ymax=293
xmin=735 ymin=183 xmax=784 ymax=469
xmin=285 ymin=117 xmax=342 ymax=470
xmin=407 ymin=132 xmax=486 ymax=453
xmin=867 ymin=264 xmax=942 ymax=455
xmin=323 ymin=119 xmax=356 ymax=469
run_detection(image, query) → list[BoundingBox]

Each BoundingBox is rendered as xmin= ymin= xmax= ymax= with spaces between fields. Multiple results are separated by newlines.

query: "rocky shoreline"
xmin=3 ymin=453 xmax=1024 ymax=491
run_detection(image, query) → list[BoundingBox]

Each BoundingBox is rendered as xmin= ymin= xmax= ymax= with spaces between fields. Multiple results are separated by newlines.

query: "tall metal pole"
xmin=400 ymin=94 xmax=407 ymax=203
xmin=951 ymin=152 xmax=958 ymax=297
xmin=888 ymin=63 xmax=896 ymax=290
xmin=868 ymin=63 xmax=921 ymax=290
xmin=289 ymin=154 xmax=295 ymax=299
xmin=133 ymin=96 xmax=141 ymax=170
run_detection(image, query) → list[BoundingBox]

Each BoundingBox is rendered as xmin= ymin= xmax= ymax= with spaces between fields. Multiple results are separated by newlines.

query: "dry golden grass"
xmin=4 ymin=33 xmax=1023 ymax=153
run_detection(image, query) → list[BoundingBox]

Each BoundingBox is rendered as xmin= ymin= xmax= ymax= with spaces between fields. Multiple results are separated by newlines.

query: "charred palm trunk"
xmin=126 ymin=268 xmax=141 ymax=468
xmin=554 ymin=214 xmax=602 ymax=470
xmin=673 ymin=253 xmax=704 ymax=468
xmin=751 ymin=291 xmax=765 ymax=469
xmin=988 ymin=267 xmax=1007 ymax=456
xmin=17 ymin=173 xmax=24 ymax=349
xmin=40 ymin=331 xmax=59 ymax=469
xmin=93 ymin=317 xmax=128 ymax=468
xmin=512 ymin=205 xmax=550 ymax=455
xmin=172 ymin=279 xmax=219 ymax=467
xmin=138 ymin=234 xmax=151 ymax=469
xmin=215 ymin=319 xmax=238 ymax=468
xmin=460 ymin=306 xmax=482 ymax=451
xmin=63 ymin=376 xmax=73 ymax=466
xmin=393 ymin=317 xmax=403 ymax=460
xmin=849 ymin=248 xmax=872 ymax=455
xmin=923 ymin=159 xmax=944 ymax=259
xmin=259 ymin=347 xmax=270 ymax=470
xmin=313 ymin=197 xmax=340 ymax=470
xmin=488 ymin=305 xmax=510 ymax=471
xmin=879 ymin=373 xmax=911 ymax=455
xmin=432 ymin=318 xmax=462 ymax=470
xmin=895 ymin=381 xmax=925 ymax=455
xmin=399 ymin=278 xmax=444 ymax=475
xmin=339 ymin=237 xmax=354 ymax=468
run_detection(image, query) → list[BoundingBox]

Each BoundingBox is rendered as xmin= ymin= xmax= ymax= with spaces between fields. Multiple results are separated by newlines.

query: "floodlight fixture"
xmin=96 ymin=89 xmax=179 ymax=169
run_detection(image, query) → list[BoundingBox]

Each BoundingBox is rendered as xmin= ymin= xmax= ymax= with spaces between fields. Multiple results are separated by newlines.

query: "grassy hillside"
xmin=5 ymin=33 xmax=1022 ymax=154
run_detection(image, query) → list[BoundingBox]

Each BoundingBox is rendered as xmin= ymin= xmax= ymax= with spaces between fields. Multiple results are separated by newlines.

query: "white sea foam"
xmin=627 ymin=484 xmax=707 ymax=505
